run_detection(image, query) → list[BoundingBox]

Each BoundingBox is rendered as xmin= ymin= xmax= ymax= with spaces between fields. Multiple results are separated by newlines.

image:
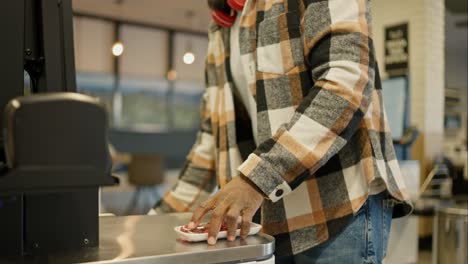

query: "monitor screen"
xmin=381 ymin=76 xmax=408 ymax=140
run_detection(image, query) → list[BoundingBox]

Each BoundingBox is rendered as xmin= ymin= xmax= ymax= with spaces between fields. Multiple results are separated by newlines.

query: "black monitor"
xmin=0 ymin=0 xmax=77 ymax=160
xmin=0 ymin=0 xmax=115 ymax=256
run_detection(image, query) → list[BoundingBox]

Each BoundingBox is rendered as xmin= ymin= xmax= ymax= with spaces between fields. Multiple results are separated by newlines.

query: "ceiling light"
xmin=112 ymin=42 xmax=124 ymax=57
xmin=183 ymin=52 xmax=195 ymax=65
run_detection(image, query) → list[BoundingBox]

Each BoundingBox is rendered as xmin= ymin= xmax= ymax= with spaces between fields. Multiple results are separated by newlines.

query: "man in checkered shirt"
xmin=155 ymin=0 xmax=413 ymax=262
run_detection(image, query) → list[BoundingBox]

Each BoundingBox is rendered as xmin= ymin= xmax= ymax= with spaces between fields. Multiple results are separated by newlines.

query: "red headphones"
xmin=211 ymin=0 xmax=246 ymax=27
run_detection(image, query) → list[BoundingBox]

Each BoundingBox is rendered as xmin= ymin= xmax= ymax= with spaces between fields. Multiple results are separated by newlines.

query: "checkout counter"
xmin=1 ymin=213 xmax=275 ymax=264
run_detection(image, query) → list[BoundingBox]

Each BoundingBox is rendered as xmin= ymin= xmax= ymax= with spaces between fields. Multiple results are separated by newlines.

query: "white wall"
xmin=371 ymin=0 xmax=445 ymax=162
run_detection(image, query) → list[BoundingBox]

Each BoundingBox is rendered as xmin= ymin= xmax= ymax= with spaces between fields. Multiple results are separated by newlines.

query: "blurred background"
xmin=72 ymin=0 xmax=210 ymax=130
xmin=23 ymin=0 xmax=465 ymax=263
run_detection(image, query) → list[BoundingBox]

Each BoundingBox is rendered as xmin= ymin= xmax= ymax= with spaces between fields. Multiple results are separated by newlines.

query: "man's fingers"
xmin=207 ymin=206 xmax=228 ymax=245
xmin=240 ymin=210 xmax=254 ymax=239
xmin=189 ymin=198 xmax=215 ymax=229
xmin=225 ymin=206 xmax=241 ymax=241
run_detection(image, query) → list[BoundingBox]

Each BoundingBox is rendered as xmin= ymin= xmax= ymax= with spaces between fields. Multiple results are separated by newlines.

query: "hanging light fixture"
xmin=112 ymin=41 xmax=124 ymax=57
xmin=183 ymin=47 xmax=195 ymax=65
xmin=111 ymin=0 xmax=125 ymax=57
xmin=183 ymin=10 xmax=196 ymax=65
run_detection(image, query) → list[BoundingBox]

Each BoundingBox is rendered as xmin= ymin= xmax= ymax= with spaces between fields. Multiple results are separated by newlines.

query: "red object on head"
xmin=227 ymin=0 xmax=246 ymax=11
xmin=211 ymin=0 xmax=246 ymax=27
xmin=211 ymin=9 xmax=237 ymax=28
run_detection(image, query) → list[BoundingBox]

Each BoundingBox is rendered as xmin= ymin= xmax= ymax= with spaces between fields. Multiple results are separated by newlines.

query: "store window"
xmin=172 ymin=33 xmax=208 ymax=129
xmin=118 ymin=25 xmax=170 ymax=128
xmin=73 ymin=16 xmax=114 ymax=113
xmin=73 ymin=16 xmax=208 ymax=130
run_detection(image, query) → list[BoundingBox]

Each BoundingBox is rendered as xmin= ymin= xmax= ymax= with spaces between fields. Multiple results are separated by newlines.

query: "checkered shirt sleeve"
xmin=155 ymin=66 xmax=217 ymax=213
xmin=238 ymin=0 xmax=376 ymax=202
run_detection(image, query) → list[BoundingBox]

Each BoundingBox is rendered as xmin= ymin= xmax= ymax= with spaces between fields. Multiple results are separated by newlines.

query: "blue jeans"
xmin=276 ymin=191 xmax=394 ymax=264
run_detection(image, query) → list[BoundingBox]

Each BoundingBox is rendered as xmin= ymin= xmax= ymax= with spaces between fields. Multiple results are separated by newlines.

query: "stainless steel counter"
xmin=0 ymin=213 xmax=274 ymax=264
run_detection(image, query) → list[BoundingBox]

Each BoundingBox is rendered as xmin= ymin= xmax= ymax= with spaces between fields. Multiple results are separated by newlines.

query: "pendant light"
xmin=112 ymin=42 xmax=124 ymax=57
xmin=111 ymin=0 xmax=125 ymax=57
xmin=182 ymin=10 xmax=196 ymax=65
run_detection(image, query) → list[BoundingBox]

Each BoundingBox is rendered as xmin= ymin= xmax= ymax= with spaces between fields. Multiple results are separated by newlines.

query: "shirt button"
xmin=275 ymin=189 xmax=284 ymax=197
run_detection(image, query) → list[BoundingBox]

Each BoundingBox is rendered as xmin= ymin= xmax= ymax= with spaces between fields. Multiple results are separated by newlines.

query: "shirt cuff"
xmin=238 ymin=153 xmax=292 ymax=202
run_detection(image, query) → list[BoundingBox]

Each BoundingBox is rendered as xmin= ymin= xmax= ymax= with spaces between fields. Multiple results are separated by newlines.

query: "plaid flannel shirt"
xmin=156 ymin=0 xmax=413 ymax=256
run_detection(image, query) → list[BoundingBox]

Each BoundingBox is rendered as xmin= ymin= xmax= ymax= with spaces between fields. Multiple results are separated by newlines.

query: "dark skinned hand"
xmin=186 ymin=176 xmax=264 ymax=245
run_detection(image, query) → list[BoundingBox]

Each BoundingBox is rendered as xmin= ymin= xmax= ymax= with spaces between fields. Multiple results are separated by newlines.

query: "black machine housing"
xmin=0 ymin=0 xmax=116 ymax=256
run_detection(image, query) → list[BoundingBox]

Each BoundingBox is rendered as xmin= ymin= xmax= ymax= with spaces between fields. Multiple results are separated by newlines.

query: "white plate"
xmin=174 ymin=223 xmax=262 ymax=242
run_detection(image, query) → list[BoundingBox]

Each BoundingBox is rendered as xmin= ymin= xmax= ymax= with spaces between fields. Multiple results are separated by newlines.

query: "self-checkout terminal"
xmin=0 ymin=0 xmax=116 ymax=256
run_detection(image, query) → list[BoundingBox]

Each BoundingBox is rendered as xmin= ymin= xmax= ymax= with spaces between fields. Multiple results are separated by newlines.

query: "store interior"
xmin=0 ymin=0 xmax=466 ymax=263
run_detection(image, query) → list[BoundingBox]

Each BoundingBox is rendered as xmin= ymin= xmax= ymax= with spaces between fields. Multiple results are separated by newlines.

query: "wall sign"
xmin=385 ymin=23 xmax=409 ymax=76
